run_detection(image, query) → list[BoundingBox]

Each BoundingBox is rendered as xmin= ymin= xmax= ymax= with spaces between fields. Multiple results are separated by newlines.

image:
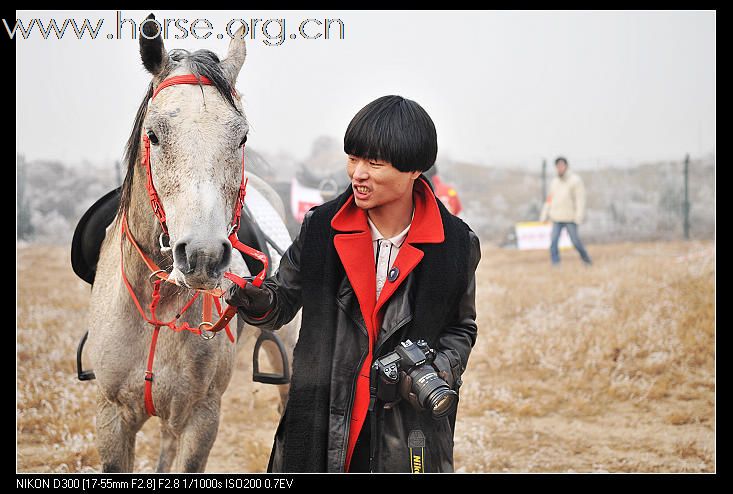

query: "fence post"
xmin=541 ymin=158 xmax=547 ymax=205
xmin=17 ymin=155 xmax=34 ymax=239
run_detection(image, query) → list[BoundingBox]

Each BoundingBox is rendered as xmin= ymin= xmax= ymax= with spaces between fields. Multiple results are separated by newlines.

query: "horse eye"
xmin=147 ymin=130 xmax=159 ymax=145
xmin=240 ymin=134 xmax=248 ymax=147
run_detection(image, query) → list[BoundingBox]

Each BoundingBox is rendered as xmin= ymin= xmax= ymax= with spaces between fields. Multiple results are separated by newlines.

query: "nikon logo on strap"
xmin=408 ymin=430 xmax=426 ymax=473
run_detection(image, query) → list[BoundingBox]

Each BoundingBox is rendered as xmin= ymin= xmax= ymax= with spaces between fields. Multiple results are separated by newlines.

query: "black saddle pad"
xmin=71 ymin=188 xmax=270 ymax=285
xmin=71 ymin=188 xmax=121 ymax=284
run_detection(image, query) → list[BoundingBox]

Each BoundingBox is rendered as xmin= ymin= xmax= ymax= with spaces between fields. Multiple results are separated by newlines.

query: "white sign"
xmin=515 ymin=221 xmax=572 ymax=251
xmin=290 ymin=177 xmax=324 ymax=222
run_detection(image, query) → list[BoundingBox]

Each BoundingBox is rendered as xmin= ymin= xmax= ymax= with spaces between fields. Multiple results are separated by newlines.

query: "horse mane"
xmin=116 ymin=49 xmax=241 ymax=222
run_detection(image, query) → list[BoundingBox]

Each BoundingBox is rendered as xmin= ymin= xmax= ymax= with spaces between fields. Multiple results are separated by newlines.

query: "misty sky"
xmin=16 ymin=10 xmax=715 ymax=170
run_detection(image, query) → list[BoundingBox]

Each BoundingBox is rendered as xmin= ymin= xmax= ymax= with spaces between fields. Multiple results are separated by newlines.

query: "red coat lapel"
xmin=331 ymin=196 xmax=377 ymax=332
xmin=374 ymin=177 xmax=444 ymax=314
xmin=331 ymin=176 xmax=446 ymax=326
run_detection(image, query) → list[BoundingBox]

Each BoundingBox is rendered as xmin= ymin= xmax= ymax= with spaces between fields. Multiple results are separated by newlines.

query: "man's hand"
xmin=436 ymin=369 xmax=454 ymax=389
xmin=225 ymin=282 xmax=273 ymax=317
xmin=431 ymin=351 xmax=458 ymax=390
xmin=383 ymin=366 xmax=456 ymax=412
xmin=397 ymin=371 xmax=424 ymax=411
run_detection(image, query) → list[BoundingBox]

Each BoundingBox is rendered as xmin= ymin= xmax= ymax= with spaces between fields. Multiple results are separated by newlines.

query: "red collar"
xmin=331 ymin=176 xmax=444 ymax=244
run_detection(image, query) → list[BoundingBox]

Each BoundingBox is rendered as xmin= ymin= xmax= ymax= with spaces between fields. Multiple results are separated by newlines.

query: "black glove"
xmin=432 ymin=351 xmax=457 ymax=389
xmin=225 ymin=282 xmax=273 ymax=317
xmin=397 ymin=371 xmax=424 ymax=411
xmin=385 ymin=367 xmax=455 ymax=412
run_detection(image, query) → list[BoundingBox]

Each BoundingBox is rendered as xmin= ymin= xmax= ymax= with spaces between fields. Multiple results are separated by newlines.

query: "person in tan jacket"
xmin=539 ymin=157 xmax=593 ymax=266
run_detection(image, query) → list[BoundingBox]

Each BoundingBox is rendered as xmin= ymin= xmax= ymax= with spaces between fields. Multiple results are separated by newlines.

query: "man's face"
xmin=347 ymin=155 xmax=421 ymax=211
xmin=556 ymin=161 xmax=568 ymax=177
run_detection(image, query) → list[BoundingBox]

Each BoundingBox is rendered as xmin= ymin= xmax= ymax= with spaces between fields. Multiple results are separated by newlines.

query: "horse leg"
xmin=95 ymin=393 xmax=142 ymax=472
xmin=156 ymin=423 xmax=179 ymax=472
xmin=172 ymin=398 xmax=221 ymax=472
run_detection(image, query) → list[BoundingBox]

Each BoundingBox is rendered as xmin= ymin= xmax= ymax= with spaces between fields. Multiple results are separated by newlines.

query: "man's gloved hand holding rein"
xmin=225 ymin=282 xmax=273 ymax=318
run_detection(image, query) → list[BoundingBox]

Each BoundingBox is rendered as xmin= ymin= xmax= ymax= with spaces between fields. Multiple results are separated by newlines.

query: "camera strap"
xmin=368 ymin=368 xmax=378 ymax=472
xmin=408 ymin=430 xmax=426 ymax=473
xmin=369 ymin=409 xmax=377 ymax=472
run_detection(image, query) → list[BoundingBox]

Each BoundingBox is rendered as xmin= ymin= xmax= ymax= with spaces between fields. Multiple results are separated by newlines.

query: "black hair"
xmin=555 ymin=156 xmax=568 ymax=167
xmin=344 ymin=95 xmax=437 ymax=173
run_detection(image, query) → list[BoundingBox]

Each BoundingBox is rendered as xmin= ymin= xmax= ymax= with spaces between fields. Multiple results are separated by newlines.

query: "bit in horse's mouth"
xmin=168 ymin=268 xmax=224 ymax=292
xmin=188 ymin=281 xmax=218 ymax=291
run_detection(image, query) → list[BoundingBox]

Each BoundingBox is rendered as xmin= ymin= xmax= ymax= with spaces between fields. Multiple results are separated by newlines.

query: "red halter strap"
xmin=152 ymin=74 xmax=213 ymax=99
xmin=123 ymin=74 xmax=268 ymax=416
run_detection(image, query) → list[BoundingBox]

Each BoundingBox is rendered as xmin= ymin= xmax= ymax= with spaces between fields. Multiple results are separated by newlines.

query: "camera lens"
xmin=409 ymin=366 xmax=459 ymax=419
xmin=428 ymin=389 xmax=458 ymax=418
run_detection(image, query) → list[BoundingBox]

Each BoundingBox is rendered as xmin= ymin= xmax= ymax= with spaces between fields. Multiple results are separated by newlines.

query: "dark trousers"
xmin=349 ymin=415 xmax=371 ymax=472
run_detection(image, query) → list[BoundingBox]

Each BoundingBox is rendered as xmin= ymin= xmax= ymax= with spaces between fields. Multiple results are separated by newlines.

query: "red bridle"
xmin=121 ymin=74 xmax=269 ymax=415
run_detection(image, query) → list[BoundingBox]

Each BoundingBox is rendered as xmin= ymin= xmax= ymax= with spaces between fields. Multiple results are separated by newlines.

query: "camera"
xmin=371 ymin=339 xmax=458 ymax=419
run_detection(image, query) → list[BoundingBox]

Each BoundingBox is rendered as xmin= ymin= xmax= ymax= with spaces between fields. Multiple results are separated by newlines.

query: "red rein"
xmin=121 ymin=74 xmax=268 ymax=415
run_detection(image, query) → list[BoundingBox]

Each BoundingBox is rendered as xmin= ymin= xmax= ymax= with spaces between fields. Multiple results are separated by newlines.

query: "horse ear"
xmin=139 ymin=13 xmax=167 ymax=76
xmin=221 ymin=25 xmax=247 ymax=85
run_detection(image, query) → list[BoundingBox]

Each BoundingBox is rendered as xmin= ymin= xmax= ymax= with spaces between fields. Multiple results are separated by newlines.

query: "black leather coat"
xmin=241 ymin=206 xmax=481 ymax=472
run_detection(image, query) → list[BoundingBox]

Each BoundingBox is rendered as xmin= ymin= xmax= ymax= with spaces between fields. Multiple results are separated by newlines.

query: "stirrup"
xmin=252 ymin=329 xmax=290 ymax=385
xmin=76 ymin=331 xmax=96 ymax=381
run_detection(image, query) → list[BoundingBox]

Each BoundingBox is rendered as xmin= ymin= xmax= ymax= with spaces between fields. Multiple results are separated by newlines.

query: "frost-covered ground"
xmin=17 ymin=240 xmax=714 ymax=472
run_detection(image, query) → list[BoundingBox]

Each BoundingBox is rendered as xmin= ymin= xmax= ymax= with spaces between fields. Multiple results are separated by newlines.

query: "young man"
xmin=539 ymin=157 xmax=593 ymax=266
xmin=227 ymin=95 xmax=481 ymax=472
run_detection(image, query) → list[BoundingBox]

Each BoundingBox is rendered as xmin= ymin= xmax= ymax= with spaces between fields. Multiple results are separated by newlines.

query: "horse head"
xmin=127 ymin=14 xmax=249 ymax=291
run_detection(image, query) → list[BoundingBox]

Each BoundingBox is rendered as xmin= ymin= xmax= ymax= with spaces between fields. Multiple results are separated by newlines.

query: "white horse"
xmin=86 ymin=14 xmax=299 ymax=472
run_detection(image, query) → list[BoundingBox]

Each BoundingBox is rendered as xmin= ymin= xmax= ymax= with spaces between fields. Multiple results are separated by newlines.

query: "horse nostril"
xmin=214 ymin=241 xmax=232 ymax=276
xmin=174 ymin=242 xmax=194 ymax=274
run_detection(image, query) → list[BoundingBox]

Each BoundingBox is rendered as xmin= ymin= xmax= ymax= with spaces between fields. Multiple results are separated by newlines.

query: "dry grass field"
xmin=16 ymin=239 xmax=714 ymax=472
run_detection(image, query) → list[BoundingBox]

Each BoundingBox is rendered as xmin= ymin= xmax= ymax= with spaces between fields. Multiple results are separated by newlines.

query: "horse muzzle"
xmin=172 ymin=236 xmax=232 ymax=290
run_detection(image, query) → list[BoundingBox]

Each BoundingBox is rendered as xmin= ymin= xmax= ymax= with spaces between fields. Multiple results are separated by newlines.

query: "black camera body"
xmin=371 ymin=339 xmax=458 ymax=419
